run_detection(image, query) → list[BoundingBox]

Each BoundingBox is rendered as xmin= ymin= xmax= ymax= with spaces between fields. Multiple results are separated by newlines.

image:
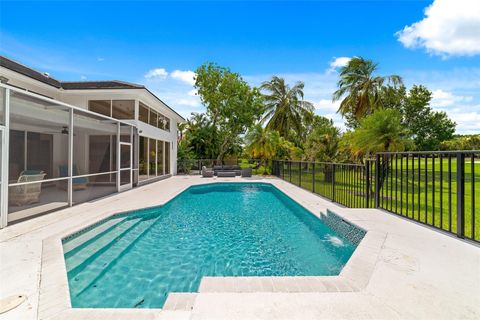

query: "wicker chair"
xmin=9 ymin=171 xmax=46 ymax=206
xmin=201 ymin=166 xmax=214 ymax=178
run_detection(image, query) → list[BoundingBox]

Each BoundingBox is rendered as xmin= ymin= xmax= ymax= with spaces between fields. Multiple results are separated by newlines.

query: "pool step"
xmin=63 ymin=216 xmax=127 ymax=254
xmin=68 ymin=215 xmax=161 ymax=297
xmin=65 ymin=216 xmax=143 ymax=272
xmin=163 ymin=293 xmax=197 ymax=311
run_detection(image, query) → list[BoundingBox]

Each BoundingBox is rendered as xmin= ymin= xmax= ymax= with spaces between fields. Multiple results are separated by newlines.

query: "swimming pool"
xmin=63 ymin=182 xmax=363 ymax=308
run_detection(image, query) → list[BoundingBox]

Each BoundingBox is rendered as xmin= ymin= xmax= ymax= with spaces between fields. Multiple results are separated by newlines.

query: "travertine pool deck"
xmin=0 ymin=176 xmax=479 ymax=320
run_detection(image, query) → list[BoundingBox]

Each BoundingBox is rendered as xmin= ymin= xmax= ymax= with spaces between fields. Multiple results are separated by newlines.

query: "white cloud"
xmin=144 ymin=68 xmax=169 ymax=79
xmin=442 ymin=107 xmax=480 ymax=134
xmin=171 ymin=70 xmax=196 ymax=85
xmin=80 ymin=75 xmax=87 ymax=80
xmin=396 ymin=0 xmax=480 ymax=57
xmin=431 ymin=89 xmax=472 ymax=107
xmin=188 ymin=89 xmax=197 ymax=96
xmin=314 ymin=99 xmax=340 ymax=112
xmin=97 ymin=57 xmax=105 ymax=62
xmin=329 ymin=57 xmax=351 ymax=70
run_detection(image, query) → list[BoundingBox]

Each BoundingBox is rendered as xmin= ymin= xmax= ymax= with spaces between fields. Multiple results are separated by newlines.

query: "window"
xmin=139 ymin=136 xmax=148 ymax=181
xmin=112 ymin=100 xmax=135 ymax=119
xmin=149 ymin=138 xmax=156 ymax=176
xmin=157 ymin=141 xmax=164 ymax=176
xmin=157 ymin=114 xmax=165 ymax=130
xmin=165 ymin=141 xmax=170 ymax=174
xmin=139 ymin=102 xmax=149 ymax=123
xmin=149 ymin=109 xmax=158 ymax=127
xmin=138 ymin=137 xmax=170 ymax=181
xmin=88 ymin=100 xmax=111 ymax=117
xmin=165 ymin=118 xmax=170 ymax=131
xmin=137 ymin=102 xmax=170 ymax=132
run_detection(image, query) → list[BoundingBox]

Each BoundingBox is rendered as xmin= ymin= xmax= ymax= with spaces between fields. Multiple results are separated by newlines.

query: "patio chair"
xmin=58 ymin=165 xmax=88 ymax=190
xmin=8 ymin=170 xmax=46 ymax=206
xmin=241 ymin=167 xmax=252 ymax=177
xmin=201 ymin=166 xmax=214 ymax=178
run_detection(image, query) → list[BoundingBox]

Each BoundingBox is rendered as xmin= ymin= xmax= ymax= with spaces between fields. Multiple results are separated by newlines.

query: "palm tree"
xmin=333 ymin=57 xmax=403 ymax=120
xmin=245 ymin=125 xmax=282 ymax=174
xmin=348 ymin=108 xmax=410 ymax=191
xmin=260 ymin=76 xmax=314 ymax=140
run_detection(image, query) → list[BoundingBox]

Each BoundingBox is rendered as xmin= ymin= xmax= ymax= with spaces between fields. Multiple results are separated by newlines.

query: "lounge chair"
xmin=9 ymin=170 xmax=46 ymax=206
xmin=201 ymin=166 xmax=214 ymax=178
xmin=241 ymin=167 xmax=252 ymax=177
xmin=58 ymin=165 xmax=88 ymax=190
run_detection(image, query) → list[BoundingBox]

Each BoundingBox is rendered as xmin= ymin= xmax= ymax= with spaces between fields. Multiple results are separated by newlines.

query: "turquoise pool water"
xmin=63 ymin=183 xmax=359 ymax=308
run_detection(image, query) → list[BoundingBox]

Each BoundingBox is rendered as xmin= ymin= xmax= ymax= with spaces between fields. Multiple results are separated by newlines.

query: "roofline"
xmin=0 ymin=55 xmax=185 ymax=121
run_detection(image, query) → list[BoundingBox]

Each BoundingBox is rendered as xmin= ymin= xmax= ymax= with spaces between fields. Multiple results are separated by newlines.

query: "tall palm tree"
xmin=333 ymin=57 xmax=403 ymax=120
xmin=245 ymin=125 xmax=281 ymax=174
xmin=260 ymin=76 xmax=314 ymax=140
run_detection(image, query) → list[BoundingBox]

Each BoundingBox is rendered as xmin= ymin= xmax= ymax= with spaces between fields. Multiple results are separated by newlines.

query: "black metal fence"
xmin=273 ymin=150 xmax=480 ymax=243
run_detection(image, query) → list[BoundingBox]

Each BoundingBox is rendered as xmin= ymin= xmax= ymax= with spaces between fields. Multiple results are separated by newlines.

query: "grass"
xmin=279 ymin=158 xmax=480 ymax=241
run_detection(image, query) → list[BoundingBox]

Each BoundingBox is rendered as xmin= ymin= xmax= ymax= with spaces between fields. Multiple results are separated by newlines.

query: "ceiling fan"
xmin=42 ymin=126 xmax=76 ymax=136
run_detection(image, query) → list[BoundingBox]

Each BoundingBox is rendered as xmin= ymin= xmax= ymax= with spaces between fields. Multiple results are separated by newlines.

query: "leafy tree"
xmin=303 ymin=115 xmax=340 ymax=162
xmin=440 ymin=134 xmax=480 ymax=150
xmin=195 ymin=62 xmax=264 ymax=161
xmin=401 ymin=85 xmax=456 ymax=150
xmin=348 ymin=109 xmax=410 ymax=190
xmin=181 ymin=113 xmax=219 ymax=159
xmin=348 ymin=109 xmax=410 ymax=155
xmin=260 ymin=76 xmax=314 ymax=141
xmin=333 ymin=57 xmax=402 ymax=127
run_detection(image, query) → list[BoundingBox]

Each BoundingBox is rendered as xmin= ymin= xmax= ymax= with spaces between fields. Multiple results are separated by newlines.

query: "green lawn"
xmin=278 ymin=158 xmax=480 ymax=241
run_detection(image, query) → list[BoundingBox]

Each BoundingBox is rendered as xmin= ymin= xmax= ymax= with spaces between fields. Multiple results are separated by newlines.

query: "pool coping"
xmin=38 ymin=180 xmax=386 ymax=320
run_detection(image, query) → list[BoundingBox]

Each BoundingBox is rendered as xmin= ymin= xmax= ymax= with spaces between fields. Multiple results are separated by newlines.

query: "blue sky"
xmin=1 ymin=0 xmax=479 ymax=133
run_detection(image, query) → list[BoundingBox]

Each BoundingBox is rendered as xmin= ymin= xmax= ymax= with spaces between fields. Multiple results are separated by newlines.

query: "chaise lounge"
xmin=58 ymin=165 xmax=88 ymax=190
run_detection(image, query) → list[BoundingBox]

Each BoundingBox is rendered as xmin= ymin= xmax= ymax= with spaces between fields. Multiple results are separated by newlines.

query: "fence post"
xmin=312 ymin=163 xmax=315 ymax=193
xmin=456 ymin=152 xmax=465 ymax=239
xmin=375 ymin=154 xmax=380 ymax=208
xmin=365 ymin=161 xmax=370 ymax=208
xmin=332 ymin=164 xmax=336 ymax=202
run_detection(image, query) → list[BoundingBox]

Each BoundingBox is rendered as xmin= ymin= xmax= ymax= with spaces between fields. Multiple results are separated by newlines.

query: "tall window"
xmin=112 ymin=100 xmax=135 ymax=119
xmin=149 ymin=138 xmax=156 ymax=176
xmin=165 ymin=141 xmax=170 ymax=174
xmin=149 ymin=110 xmax=158 ymax=127
xmin=157 ymin=141 xmax=164 ymax=176
xmin=88 ymin=100 xmax=111 ymax=117
xmin=139 ymin=102 xmax=149 ymax=123
xmin=139 ymin=136 xmax=148 ymax=181
xmin=137 ymin=137 xmax=170 ymax=181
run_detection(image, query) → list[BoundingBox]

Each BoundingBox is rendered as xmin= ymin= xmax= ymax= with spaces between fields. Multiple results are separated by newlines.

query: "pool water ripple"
xmin=64 ymin=183 xmax=359 ymax=308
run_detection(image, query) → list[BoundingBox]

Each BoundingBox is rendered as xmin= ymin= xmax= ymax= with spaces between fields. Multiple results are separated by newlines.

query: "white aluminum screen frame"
xmin=0 ymin=83 xmax=136 ymax=227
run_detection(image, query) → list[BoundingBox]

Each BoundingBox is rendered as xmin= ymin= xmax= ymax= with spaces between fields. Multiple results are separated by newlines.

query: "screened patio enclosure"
xmin=0 ymin=84 xmax=137 ymax=227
